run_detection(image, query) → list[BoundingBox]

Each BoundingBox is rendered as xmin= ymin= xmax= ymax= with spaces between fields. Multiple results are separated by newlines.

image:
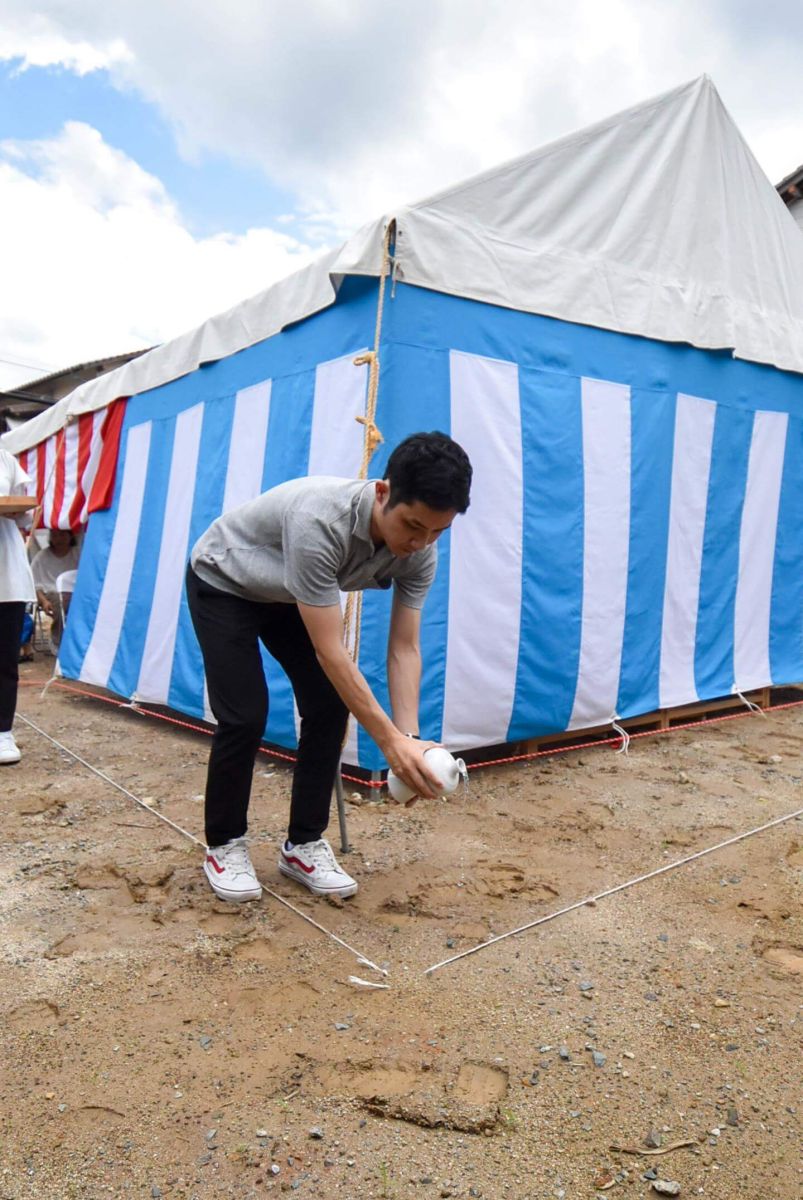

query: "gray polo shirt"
xmin=191 ymin=476 xmax=437 ymax=608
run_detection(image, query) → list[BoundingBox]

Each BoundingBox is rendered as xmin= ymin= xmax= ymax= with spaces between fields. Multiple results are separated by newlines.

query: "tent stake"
xmin=334 ymin=767 xmax=350 ymax=854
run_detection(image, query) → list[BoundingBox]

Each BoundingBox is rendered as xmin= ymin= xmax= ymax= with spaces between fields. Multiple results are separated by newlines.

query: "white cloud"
xmin=0 ymin=9 xmax=130 ymax=74
xmin=2 ymin=120 xmax=170 ymax=212
xmin=2 ymin=1 xmax=801 ymax=225
xmin=1 ymin=1 xmax=801 ymax=386
xmin=6 ymin=0 xmax=801 ymax=225
xmin=0 ymin=122 xmax=321 ymax=389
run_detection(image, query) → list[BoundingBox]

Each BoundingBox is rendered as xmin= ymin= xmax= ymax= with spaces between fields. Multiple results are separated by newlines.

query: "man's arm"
xmin=297 ymin=601 xmax=443 ymax=799
xmin=387 ymin=595 xmax=422 ymax=735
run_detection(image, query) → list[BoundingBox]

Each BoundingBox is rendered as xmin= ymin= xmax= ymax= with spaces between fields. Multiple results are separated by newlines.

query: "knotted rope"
xmin=342 ymin=220 xmax=394 ymax=668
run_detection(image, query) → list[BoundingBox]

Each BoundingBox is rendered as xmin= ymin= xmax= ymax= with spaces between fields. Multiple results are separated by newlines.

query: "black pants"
xmin=186 ymin=567 xmax=348 ymax=848
xmin=0 ymin=602 xmax=25 ymax=733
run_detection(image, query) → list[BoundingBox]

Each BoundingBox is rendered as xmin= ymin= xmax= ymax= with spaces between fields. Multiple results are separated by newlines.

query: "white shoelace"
xmin=304 ymin=839 xmax=339 ymax=872
xmin=219 ymin=839 xmax=255 ymax=877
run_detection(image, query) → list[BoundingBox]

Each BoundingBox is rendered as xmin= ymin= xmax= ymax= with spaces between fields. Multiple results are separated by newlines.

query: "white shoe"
xmin=278 ymin=837 xmax=358 ymax=898
xmin=0 ymin=731 xmax=21 ymax=765
xmin=203 ymin=837 xmax=262 ymax=902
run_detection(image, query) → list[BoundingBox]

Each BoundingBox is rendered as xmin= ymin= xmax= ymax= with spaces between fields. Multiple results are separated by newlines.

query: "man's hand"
xmin=384 ymin=734 xmax=444 ymax=801
xmin=297 ymin=602 xmax=442 ymax=800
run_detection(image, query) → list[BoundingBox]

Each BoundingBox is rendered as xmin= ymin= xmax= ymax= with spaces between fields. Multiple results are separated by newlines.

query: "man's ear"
xmin=375 ymin=479 xmax=390 ymax=504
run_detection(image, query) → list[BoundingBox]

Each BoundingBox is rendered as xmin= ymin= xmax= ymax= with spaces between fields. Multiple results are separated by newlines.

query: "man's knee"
xmin=215 ymin=713 xmax=267 ymax=746
xmin=298 ymin=691 xmax=348 ymax=734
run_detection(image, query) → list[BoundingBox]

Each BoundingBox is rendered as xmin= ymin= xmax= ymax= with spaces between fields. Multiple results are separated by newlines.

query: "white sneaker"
xmin=278 ymin=837 xmax=358 ymax=898
xmin=203 ymin=837 xmax=262 ymax=902
xmin=0 ymin=731 xmax=21 ymax=765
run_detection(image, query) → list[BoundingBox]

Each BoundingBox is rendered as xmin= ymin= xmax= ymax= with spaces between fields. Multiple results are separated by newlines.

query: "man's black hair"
xmin=385 ymin=431 xmax=472 ymax=514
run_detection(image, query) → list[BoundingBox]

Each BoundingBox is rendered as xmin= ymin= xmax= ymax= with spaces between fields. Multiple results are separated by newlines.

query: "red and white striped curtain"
xmin=17 ymin=399 xmax=127 ymax=530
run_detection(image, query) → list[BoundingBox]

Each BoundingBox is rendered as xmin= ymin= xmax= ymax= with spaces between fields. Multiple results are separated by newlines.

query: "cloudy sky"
xmin=0 ymin=0 xmax=801 ymax=391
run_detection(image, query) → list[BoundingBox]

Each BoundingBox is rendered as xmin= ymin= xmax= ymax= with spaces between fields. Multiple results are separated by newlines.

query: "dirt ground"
xmin=1 ymin=657 xmax=801 ymax=1200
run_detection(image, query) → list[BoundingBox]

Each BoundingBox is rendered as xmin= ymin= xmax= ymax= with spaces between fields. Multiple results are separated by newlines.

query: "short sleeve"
xmin=0 ymin=449 xmax=30 ymax=498
xmin=11 ymin=459 xmax=30 ymax=495
xmin=31 ymin=548 xmax=47 ymax=589
xmin=392 ymin=544 xmax=438 ymax=609
xmin=281 ymin=508 xmax=343 ymax=606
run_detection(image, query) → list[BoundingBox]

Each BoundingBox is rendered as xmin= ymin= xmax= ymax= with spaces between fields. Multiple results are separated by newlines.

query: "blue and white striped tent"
xmin=7 ymin=77 xmax=803 ymax=771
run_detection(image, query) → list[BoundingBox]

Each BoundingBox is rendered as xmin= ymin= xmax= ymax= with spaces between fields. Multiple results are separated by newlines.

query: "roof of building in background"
xmin=0 ymin=350 xmax=149 ymax=432
xmin=776 ymin=162 xmax=803 ymax=203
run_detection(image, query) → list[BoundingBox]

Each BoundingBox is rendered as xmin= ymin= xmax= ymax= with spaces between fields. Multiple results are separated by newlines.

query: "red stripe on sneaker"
xmin=283 ymin=853 xmax=315 ymax=875
xmin=206 ymin=854 xmax=224 ymax=875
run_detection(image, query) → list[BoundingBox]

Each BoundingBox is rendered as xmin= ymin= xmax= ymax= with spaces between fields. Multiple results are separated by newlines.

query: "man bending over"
xmin=186 ymin=430 xmax=472 ymax=903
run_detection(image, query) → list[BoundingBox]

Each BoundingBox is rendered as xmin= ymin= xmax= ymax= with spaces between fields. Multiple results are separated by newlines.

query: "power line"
xmin=0 ymin=354 xmax=58 ymax=372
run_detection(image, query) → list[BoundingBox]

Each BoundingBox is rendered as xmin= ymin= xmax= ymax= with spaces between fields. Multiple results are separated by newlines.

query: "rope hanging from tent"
xmin=342 ymin=219 xmax=395 ymax=669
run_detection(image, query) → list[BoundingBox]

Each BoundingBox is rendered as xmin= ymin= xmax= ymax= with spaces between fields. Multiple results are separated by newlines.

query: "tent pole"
xmin=334 ymin=766 xmax=350 ymax=854
xmin=335 ymin=222 xmax=393 ymax=860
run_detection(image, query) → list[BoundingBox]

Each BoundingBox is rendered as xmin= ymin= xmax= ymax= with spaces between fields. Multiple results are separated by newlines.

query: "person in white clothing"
xmin=0 ymin=448 xmax=36 ymax=764
xmin=31 ymin=529 xmax=81 ymax=651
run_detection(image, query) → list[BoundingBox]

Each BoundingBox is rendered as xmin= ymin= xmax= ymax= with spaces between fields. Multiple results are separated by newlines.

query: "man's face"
xmin=373 ymin=481 xmax=457 ymax=557
xmin=50 ymin=530 xmax=71 ymax=554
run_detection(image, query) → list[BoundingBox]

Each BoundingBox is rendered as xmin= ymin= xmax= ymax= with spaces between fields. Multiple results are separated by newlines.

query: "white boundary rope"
xmin=16 ymin=711 xmax=388 ymax=978
xmin=21 ymin=708 xmax=802 ymax=985
xmin=735 ymin=688 xmax=765 ymax=716
xmin=424 ymin=803 xmax=803 ymax=976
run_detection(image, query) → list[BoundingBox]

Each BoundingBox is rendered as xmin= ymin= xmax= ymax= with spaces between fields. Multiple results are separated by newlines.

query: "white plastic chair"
xmin=55 ymin=569 xmax=78 ymax=633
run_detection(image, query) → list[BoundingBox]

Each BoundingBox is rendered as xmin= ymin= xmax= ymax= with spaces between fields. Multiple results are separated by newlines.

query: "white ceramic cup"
xmin=387 ymin=746 xmax=467 ymax=803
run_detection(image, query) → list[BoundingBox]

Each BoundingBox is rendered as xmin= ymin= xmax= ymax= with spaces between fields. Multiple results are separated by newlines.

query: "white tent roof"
xmin=6 ymin=75 xmax=803 ymax=455
xmin=394 ymin=75 xmax=803 ymax=372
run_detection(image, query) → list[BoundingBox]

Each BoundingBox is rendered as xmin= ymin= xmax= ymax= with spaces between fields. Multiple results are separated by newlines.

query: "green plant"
xmin=499 ymin=1106 xmax=519 ymax=1130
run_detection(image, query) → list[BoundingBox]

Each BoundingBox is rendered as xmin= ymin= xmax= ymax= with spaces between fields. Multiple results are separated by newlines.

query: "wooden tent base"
xmin=516 ymin=684 xmax=803 ymax=759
